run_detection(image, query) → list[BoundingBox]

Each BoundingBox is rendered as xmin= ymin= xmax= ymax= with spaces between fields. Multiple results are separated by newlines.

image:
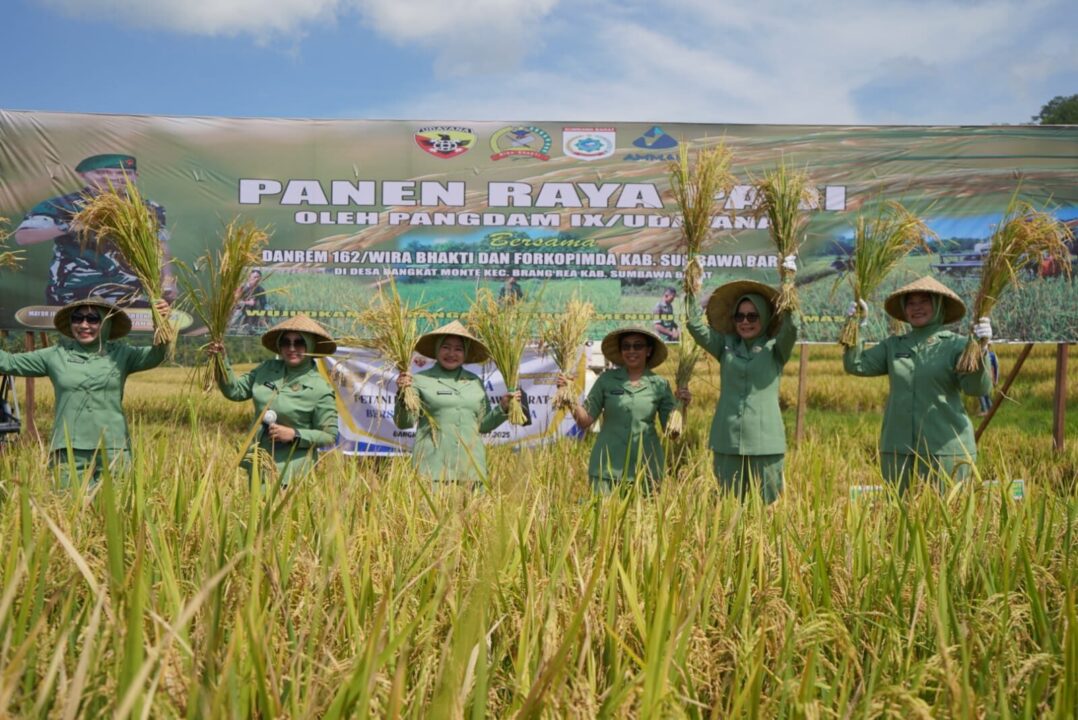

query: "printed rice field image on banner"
xmin=1 ymin=110 xmax=1075 ymax=342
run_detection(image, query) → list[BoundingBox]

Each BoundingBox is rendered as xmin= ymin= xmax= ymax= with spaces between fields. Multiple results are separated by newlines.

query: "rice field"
xmin=0 ymin=344 xmax=1076 ymax=717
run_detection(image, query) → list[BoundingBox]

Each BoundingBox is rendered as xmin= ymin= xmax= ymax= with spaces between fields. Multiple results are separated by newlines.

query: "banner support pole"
xmin=1054 ymin=343 xmax=1068 ymax=453
xmin=23 ymin=331 xmax=37 ymax=439
xmin=795 ymin=343 xmax=809 ymax=444
xmin=975 ymin=343 xmax=1034 ymax=442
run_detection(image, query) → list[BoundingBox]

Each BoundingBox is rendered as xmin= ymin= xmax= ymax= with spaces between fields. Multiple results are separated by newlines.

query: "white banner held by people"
xmin=323 ymin=345 xmax=586 ymax=455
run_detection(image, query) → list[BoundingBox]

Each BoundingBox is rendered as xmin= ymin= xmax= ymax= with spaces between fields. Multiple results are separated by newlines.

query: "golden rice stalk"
xmin=838 ymin=201 xmax=935 ymax=347
xmin=0 ymin=217 xmax=24 ymax=270
xmin=467 ymin=288 xmax=532 ymax=425
xmin=539 ymin=295 xmax=594 ymax=411
xmin=177 ymin=218 xmax=271 ymax=390
xmin=668 ymin=142 xmax=735 ymax=298
xmin=753 ymin=161 xmax=816 ymax=314
xmin=344 ymin=276 xmax=432 ymax=415
xmin=72 ymin=177 xmax=175 ymax=346
xmin=666 ymin=332 xmax=703 ymax=438
xmin=957 ymin=194 xmax=1073 ymax=371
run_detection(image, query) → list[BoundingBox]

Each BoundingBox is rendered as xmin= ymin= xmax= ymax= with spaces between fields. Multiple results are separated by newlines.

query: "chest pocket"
xmin=276 ymin=383 xmax=318 ymax=426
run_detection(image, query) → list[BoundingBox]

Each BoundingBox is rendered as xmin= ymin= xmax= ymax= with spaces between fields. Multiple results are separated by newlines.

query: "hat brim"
xmin=53 ymin=299 xmax=131 ymax=340
xmin=884 ymin=277 xmax=966 ymax=324
xmin=261 ymin=314 xmax=337 ymax=355
xmin=705 ymin=281 xmax=779 ymax=335
xmin=600 ymin=327 xmax=669 ymax=368
xmin=414 ymin=321 xmax=491 ymax=364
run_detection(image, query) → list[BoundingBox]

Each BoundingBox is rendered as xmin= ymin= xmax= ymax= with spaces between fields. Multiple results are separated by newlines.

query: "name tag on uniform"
xmin=611 ymin=389 xmax=626 ymax=395
xmin=896 ymin=352 xmax=912 ymax=359
xmin=436 ymin=390 xmax=454 ymax=395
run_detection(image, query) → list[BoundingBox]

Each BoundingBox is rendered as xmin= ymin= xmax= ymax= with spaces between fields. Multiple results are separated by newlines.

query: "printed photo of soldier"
xmin=653 ymin=286 xmax=680 ymax=341
xmin=228 ymin=268 xmax=270 ymax=334
xmin=14 ymin=153 xmax=175 ymax=306
xmin=499 ymin=276 xmax=524 ymax=304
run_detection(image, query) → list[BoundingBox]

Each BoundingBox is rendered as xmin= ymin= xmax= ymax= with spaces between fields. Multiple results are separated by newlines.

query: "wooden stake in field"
xmin=753 ymin=161 xmax=815 ymax=314
xmin=0 ymin=217 xmax=24 ymax=270
xmin=667 ymin=142 xmax=734 ymax=299
xmin=539 ymin=294 xmax=594 ymax=412
xmin=72 ymin=178 xmax=176 ymax=346
xmin=177 ymin=218 xmax=272 ymax=389
xmin=346 ymin=276 xmax=432 ymax=415
xmin=956 ymin=193 xmax=1073 ymax=371
xmin=837 ymin=201 xmax=934 ymax=347
xmin=467 ymin=288 xmax=532 ymax=425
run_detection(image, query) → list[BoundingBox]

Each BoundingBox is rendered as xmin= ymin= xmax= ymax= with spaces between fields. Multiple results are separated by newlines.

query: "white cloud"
xmin=370 ymin=0 xmax=1075 ymax=124
xmin=34 ymin=0 xmax=1075 ymax=123
xmin=39 ymin=0 xmax=343 ymax=37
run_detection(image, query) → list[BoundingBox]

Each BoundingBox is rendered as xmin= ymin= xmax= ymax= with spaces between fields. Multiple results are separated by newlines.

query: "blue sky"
xmin=1 ymin=0 xmax=1075 ymax=124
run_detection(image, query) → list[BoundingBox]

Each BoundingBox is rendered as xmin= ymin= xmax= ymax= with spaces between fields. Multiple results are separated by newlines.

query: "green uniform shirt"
xmin=0 ymin=339 xmax=166 ymax=452
xmin=843 ymin=328 xmax=992 ymax=457
xmin=217 ymin=357 xmax=339 ymax=477
xmin=686 ymin=302 xmax=797 ymax=455
xmin=583 ymin=367 xmax=676 ymax=483
xmin=394 ymin=364 xmax=508 ymax=484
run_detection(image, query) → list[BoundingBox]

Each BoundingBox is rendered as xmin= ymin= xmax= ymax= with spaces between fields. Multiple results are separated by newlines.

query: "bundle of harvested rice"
xmin=667 ymin=142 xmax=735 ymax=298
xmin=753 ymin=161 xmax=815 ymax=313
xmin=666 ymin=333 xmax=702 ymax=438
xmin=346 ymin=276 xmax=432 ymax=415
xmin=837 ymin=201 xmax=934 ymax=347
xmin=0 ymin=217 xmax=24 ymax=270
xmin=539 ymin=294 xmax=594 ymax=411
xmin=72 ymin=178 xmax=175 ymax=345
xmin=178 ymin=218 xmax=271 ymax=389
xmin=466 ymin=288 xmax=532 ymax=425
xmin=957 ymin=193 xmax=1073 ymax=371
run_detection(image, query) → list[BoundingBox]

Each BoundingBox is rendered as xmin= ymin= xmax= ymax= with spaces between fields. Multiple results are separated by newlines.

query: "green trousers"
xmin=712 ymin=453 xmax=784 ymax=505
xmin=51 ymin=448 xmax=130 ymax=488
xmin=881 ymin=452 xmax=974 ymax=495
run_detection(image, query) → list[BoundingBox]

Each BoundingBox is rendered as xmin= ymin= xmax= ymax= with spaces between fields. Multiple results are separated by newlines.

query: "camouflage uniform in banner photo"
xmin=14 ymin=154 xmax=171 ymax=306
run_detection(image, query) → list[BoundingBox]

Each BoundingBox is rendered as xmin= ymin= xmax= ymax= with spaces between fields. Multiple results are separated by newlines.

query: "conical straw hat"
xmin=884 ymin=275 xmax=966 ymax=324
xmin=261 ymin=313 xmax=337 ymax=355
xmin=600 ymin=326 xmax=669 ymax=369
xmin=54 ymin=297 xmax=132 ymax=340
xmin=705 ymin=280 xmax=780 ymax=335
xmin=414 ymin=320 xmax=491 ymax=364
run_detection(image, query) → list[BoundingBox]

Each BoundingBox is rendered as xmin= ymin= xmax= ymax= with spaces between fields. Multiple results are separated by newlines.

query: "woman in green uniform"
xmin=559 ymin=327 xmax=685 ymax=494
xmin=842 ymin=276 xmax=993 ymax=493
xmin=394 ymin=320 xmax=517 ymax=488
xmin=0 ymin=297 xmax=172 ymax=485
xmin=686 ymin=280 xmax=797 ymax=504
xmin=208 ymin=314 xmax=339 ymax=486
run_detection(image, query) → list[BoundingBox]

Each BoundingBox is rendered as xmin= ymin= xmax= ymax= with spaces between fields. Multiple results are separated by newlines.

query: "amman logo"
xmin=415 ymin=126 xmax=476 ymax=159
xmin=490 ymin=126 xmax=552 ymax=161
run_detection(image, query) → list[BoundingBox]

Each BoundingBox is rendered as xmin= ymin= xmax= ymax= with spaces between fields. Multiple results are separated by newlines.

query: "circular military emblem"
xmin=489 ymin=126 xmax=552 ymax=161
xmin=414 ymin=126 xmax=476 ymax=159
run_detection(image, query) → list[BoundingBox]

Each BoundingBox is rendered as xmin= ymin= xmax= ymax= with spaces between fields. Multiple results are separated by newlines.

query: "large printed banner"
xmin=323 ymin=345 xmax=582 ymax=455
xmin=1 ymin=110 xmax=1076 ymax=342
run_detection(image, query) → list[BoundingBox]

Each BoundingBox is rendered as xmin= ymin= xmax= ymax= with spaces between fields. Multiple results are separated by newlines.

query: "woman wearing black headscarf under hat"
xmin=558 ymin=326 xmax=688 ymax=494
xmin=686 ymin=279 xmax=797 ymax=504
xmin=0 ymin=296 xmax=172 ymax=485
xmin=842 ymin=275 xmax=993 ymax=494
xmin=207 ymin=313 xmax=339 ymax=486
